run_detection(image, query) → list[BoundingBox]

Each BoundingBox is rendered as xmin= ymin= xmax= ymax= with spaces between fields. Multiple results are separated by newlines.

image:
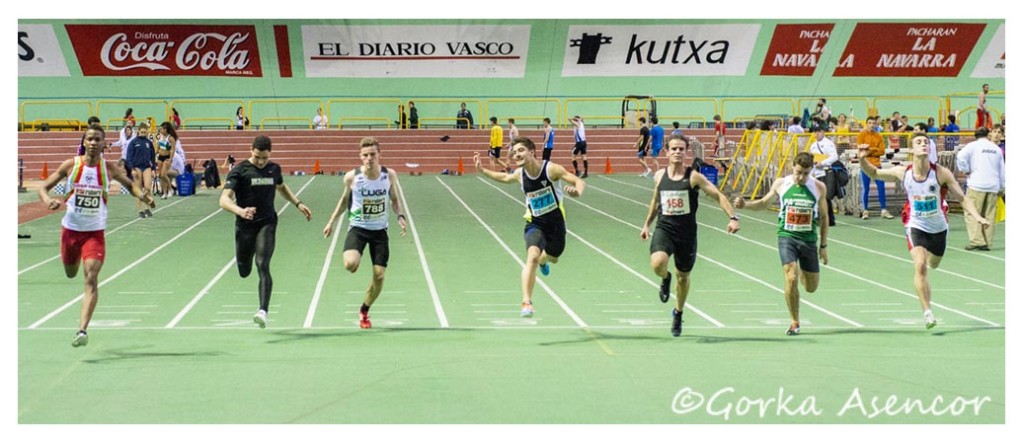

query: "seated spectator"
xmin=942 ymin=114 xmax=960 ymax=151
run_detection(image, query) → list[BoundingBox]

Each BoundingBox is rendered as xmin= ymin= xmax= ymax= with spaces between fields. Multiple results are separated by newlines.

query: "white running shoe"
xmin=253 ymin=309 xmax=267 ymax=329
xmin=71 ymin=330 xmax=89 ymax=347
xmin=924 ymin=310 xmax=937 ymax=330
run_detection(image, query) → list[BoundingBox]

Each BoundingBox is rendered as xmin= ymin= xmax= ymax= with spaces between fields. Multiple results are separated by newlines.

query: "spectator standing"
xmin=649 ymin=117 xmax=665 ymax=171
xmin=635 ymin=117 xmax=652 ymax=177
xmin=856 ymin=116 xmax=893 ymax=219
xmin=235 ymin=106 xmax=249 ymax=130
xmin=956 ymin=127 xmax=1005 ymax=250
xmin=172 ymin=108 xmax=182 ymax=130
xmin=124 ymin=108 xmax=136 ymax=128
xmin=541 ymin=117 xmax=555 ymax=161
xmin=568 ymin=115 xmax=589 ymax=177
xmin=809 ymin=125 xmax=839 ymax=226
xmin=942 ymin=115 xmax=960 ymax=151
xmin=713 ymin=115 xmax=726 ymax=156
xmin=313 ymin=107 xmax=327 ymax=130
xmin=408 ymin=101 xmax=419 ymax=129
xmin=456 ymin=102 xmax=474 ymax=129
xmin=977 ymin=83 xmax=992 ymax=129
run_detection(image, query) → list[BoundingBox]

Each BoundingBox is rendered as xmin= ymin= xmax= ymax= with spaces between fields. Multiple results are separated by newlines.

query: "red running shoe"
xmin=359 ymin=311 xmax=372 ymax=329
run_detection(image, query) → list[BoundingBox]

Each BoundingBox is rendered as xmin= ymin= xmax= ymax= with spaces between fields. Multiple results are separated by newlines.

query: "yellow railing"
xmin=181 ymin=118 xmax=235 ymax=130
xmin=654 ymin=98 xmax=718 ymax=123
xmin=419 ymin=117 xmax=474 ymax=128
xmin=658 ymin=116 xmax=707 ymax=127
xmin=259 ymin=117 xmax=313 ymax=130
xmin=96 ymin=99 xmax=169 ymax=125
xmin=407 ymin=99 xmax=483 ymax=128
xmin=25 ymin=119 xmax=86 ymax=131
xmin=795 ymin=97 xmax=870 ymax=122
xmin=20 ymin=100 xmax=93 ymax=129
xmin=501 ymin=116 xmax=550 ymax=128
xmin=721 ymin=98 xmax=796 ymax=126
xmin=483 ymin=98 xmax=562 ymax=128
xmin=955 ymin=106 xmax=1003 ymax=129
xmin=564 ymin=97 xmax=643 ymax=129
xmin=337 ymin=117 xmax=392 ymax=129
xmin=170 ymin=99 xmax=247 ymax=128
xmin=249 ymin=98 xmax=324 ymax=130
xmin=871 ymin=96 xmax=942 ymax=122
xmin=326 ymin=98 xmax=403 ymax=130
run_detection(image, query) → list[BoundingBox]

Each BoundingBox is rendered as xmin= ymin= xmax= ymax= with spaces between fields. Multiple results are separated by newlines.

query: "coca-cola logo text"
xmin=65 ymin=25 xmax=262 ymax=77
xmin=101 ymin=32 xmax=253 ymax=72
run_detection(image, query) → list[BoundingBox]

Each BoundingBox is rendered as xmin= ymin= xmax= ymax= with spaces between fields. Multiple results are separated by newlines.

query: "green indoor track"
xmin=17 ymin=174 xmax=1004 ymax=424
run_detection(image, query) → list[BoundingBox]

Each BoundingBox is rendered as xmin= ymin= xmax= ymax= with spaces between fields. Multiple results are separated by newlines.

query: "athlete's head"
xmin=543 ymin=117 xmax=551 ymax=125
xmin=910 ymin=134 xmax=931 ymax=159
xmin=250 ymin=135 xmax=272 ymax=168
xmin=82 ymin=124 xmax=105 ymax=156
xmin=136 ymin=122 xmax=149 ymax=138
xmin=490 ymin=117 xmax=498 ymax=125
xmin=509 ymin=137 xmax=536 ymax=166
xmin=666 ymin=134 xmax=688 ymax=164
xmin=792 ymin=152 xmax=814 ymax=183
xmin=359 ymin=137 xmax=381 ymax=168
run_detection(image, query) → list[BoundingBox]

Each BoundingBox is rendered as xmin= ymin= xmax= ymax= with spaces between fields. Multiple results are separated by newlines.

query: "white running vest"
xmin=903 ymin=164 xmax=948 ymax=234
xmin=348 ymin=167 xmax=392 ymax=231
xmin=62 ymin=156 xmax=109 ymax=232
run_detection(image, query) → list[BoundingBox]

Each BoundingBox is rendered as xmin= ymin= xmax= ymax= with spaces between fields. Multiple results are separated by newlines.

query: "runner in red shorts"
xmin=38 ymin=124 xmax=155 ymax=347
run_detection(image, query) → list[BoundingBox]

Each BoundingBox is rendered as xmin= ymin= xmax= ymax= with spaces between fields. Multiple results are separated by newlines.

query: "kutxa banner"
xmin=65 ymin=24 xmax=262 ymax=77
xmin=832 ymin=22 xmax=985 ymax=77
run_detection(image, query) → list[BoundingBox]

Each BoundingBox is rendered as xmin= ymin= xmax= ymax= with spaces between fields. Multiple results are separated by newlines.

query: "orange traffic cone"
xmin=457 ymin=157 xmax=465 ymax=175
xmin=313 ymin=159 xmax=321 ymax=175
xmin=40 ymin=162 xmax=49 ymax=180
xmin=604 ymin=157 xmax=613 ymax=174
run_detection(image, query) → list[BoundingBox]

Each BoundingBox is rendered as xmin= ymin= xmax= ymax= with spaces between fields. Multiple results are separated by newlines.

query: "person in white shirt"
xmin=110 ymin=125 xmax=136 ymax=177
xmin=313 ymin=107 xmax=327 ymax=130
xmin=955 ymin=127 xmax=1005 ymax=250
xmin=787 ymin=116 xmax=805 ymax=134
xmin=808 ymin=125 xmax=838 ymax=226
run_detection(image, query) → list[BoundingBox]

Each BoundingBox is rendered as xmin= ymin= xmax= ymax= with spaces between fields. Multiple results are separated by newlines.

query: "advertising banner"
xmin=561 ymin=24 xmax=761 ymax=77
xmin=301 ymin=25 xmax=530 ymax=78
xmin=760 ymin=23 xmax=834 ymax=76
xmin=970 ymin=23 xmax=1004 ymax=78
xmin=18 ymin=24 xmax=70 ymax=77
xmin=65 ymin=24 xmax=262 ymax=77
xmin=833 ymin=23 xmax=985 ymax=77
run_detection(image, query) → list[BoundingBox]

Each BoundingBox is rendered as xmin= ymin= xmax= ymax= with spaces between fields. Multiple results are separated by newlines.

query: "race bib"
xmin=660 ymin=190 xmax=690 ymax=216
xmin=911 ymin=195 xmax=939 ymax=218
xmin=526 ymin=187 xmax=557 ymax=217
xmin=784 ymin=206 xmax=813 ymax=231
xmin=73 ymin=188 xmax=102 ymax=216
xmin=360 ymin=197 xmax=387 ymax=220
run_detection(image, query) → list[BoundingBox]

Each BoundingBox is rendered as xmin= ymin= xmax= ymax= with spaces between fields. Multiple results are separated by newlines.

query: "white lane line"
xmin=168 ymin=177 xmax=316 ymax=329
xmin=101 ymin=305 xmax=160 ymax=308
xmin=29 ymin=206 xmax=226 ymax=330
xmin=590 ymin=183 xmax=1001 ymax=327
xmin=438 ymin=177 xmax=588 ymax=327
xmin=479 ymin=177 xmax=726 ymax=327
xmin=21 ymin=323 xmax=1003 ymax=331
xmin=305 ymin=202 xmax=343 ymax=328
xmin=395 ymin=176 xmax=449 ymax=328
xmin=18 ymin=197 xmax=191 ymax=275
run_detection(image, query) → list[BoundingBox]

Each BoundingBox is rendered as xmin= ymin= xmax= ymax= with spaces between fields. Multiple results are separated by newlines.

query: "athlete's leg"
xmin=253 ymin=223 xmax=277 ymax=312
xmin=522 ymin=245 xmax=543 ymax=304
xmin=782 ymin=262 xmax=801 ymax=326
xmin=235 ymin=224 xmax=257 ymax=278
xmin=800 ymin=271 xmax=820 ymax=293
xmin=674 ymin=270 xmax=692 ymax=313
xmin=363 ymin=265 xmax=387 ymax=308
xmin=910 ymin=246 xmax=933 ymax=312
xmin=79 ymin=258 xmax=103 ymax=331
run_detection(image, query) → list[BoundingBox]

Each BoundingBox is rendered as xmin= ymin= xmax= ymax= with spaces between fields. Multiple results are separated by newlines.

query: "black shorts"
xmin=489 ymin=147 xmax=503 ymax=159
xmin=572 ymin=141 xmax=588 ymax=155
xmin=524 ymin=221 xmax=566 ymax=258
xmin=542 ymin=148 xmax=553 ymax=161
xmin=343 ymin=226 xmax=390 ymax=267
xmin=907 ymin=227 xmax=946 ymax=257
xmin=778 ymin=236 xmax=820 ymax=273
xmin=650 ymin=226 xmax=697 ymax=272
xmin=157 ymin=154 xmax=171 ymax=162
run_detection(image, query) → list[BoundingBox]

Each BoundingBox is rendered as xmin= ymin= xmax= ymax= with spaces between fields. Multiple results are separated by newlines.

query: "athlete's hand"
xmin=239 ymin=206 xmax=256 ymax=220
xmin=726 ymin=219 xmax=740 ymax=233
xmin=819 ymin=247 xmax=829 ymax=266
xmin=323 ymin=222 xmax=334 ymax=238
xmin=297 ymin=203 xmax=312 ymax=221
xmin=564 ymin=185 xmax=581 ymax=198
xmin=977 ymin=217 xmax=990 ymax=228
xmin=732 ymin=197 xmax=745 ymax=209
xmin=144 ymin=194 xmax=156 ymax=208
xmin=398 ymin=216 xmax=407 ymax=237
xmin=640 ymin=226 xmax=650 ymax=241
xmin=45 ymin=197 xmax=61 ymax=211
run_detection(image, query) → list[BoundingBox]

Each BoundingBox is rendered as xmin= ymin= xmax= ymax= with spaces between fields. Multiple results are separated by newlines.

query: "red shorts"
xmin=61 ymin=228 xmax=106 ymax=266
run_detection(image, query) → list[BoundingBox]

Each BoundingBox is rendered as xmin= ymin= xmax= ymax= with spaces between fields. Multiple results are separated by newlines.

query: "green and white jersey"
xmin=776 ymin=175 xmax=820 ymax=242
xmin=348 ymin=166 xmax=392 ymax=231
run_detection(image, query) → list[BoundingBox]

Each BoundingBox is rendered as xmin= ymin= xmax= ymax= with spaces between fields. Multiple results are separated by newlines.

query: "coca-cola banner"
xmin=65 ymin=24 xmax=262 ymax=77
xmin=759 ymin=23 xmax=834 ymax=76
xmin=833 ymin=23 xmax=985 ymax=77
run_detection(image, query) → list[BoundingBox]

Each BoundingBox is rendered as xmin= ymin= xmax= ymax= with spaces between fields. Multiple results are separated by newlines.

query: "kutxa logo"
xmin=18 ymin=32 xmax=35 ymax=61
xmin=570 ymin=31 xmax=731 ymax=65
